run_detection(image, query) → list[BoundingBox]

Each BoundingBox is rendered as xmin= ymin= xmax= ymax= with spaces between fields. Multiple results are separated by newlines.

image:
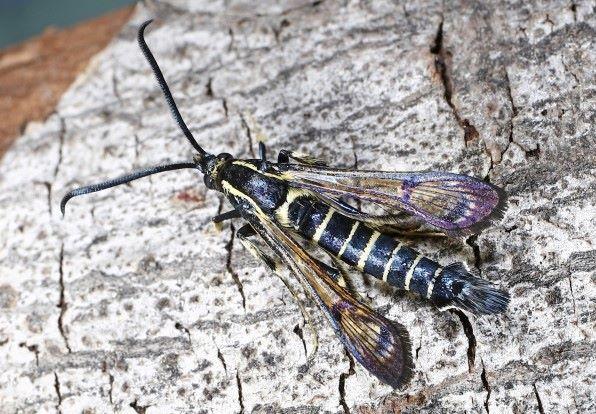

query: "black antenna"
xmin=61 ymin=162 xmax=198 ymax=215
xmin=138 ymin=20 xmax=206 ymax=157
xmin=60 ymin=21 xmax=211 ymax=216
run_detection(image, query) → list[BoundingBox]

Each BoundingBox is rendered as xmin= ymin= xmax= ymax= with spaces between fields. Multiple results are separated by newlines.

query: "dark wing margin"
xmin=244 ymin=213 xmax=413 ymax=388
xmin=278 ymin=164 xmax=507 ymax=236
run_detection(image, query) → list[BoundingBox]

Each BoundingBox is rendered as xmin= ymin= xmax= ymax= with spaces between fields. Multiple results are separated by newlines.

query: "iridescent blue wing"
xmin=244 ymin=212 xmax=413 ymax=388
xmin=277 ymin=164 xmax=506 ymax=236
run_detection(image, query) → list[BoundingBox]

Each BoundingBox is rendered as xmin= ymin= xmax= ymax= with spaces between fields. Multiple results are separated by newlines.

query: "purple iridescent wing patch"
xmin=280 ymin=165 xmax=506 ymax=235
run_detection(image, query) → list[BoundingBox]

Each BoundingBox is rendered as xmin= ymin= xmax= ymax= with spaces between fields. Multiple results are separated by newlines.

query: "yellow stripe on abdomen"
xmin=404 ymin=254 xmax=423 ymax=291
xmin=357 ymin=231 xmax=381 ymax=271
xmin=337 ymin=222 xmax=360 ymax=258
xmin=312 ymin=208 xmax=334 ymax=243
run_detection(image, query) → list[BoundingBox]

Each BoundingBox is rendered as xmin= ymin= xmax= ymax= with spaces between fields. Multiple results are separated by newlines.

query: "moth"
xmin=61 ymin=20 xmax=509 ymax=388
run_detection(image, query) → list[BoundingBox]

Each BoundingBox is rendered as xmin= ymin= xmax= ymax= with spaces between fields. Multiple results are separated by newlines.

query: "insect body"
xmin=276 ymin=187 xmax=508 ymax=315
xmin=61 ymin=20 xmax=509 ymax=388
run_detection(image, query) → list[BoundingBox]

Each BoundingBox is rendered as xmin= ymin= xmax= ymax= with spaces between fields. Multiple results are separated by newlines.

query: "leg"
xmin=236 ymin=224 xmax=319 ymax=362
xmin=277 ymin=149 xmax=290 ymax=163
xmin=236 ymin=224 xmax=278 ymax=272
xmin=212 ymin=209 xmax=241 ymax=223
xmin=258 ymin=142 xmax=267 ymax=171
xmin=212 ymin=209 xmax=241 ymax=232
xmin=277 ymin=149 xmax=327 ymax=166
xmin=328 ymin=255 xmax=372 ymax=305
xmin=258 ymin=141 xmax=267 ymax=162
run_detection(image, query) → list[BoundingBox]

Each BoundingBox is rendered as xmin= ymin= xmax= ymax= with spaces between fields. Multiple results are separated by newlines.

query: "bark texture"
xmin=0 ymin=1 xmax=594 ymax=413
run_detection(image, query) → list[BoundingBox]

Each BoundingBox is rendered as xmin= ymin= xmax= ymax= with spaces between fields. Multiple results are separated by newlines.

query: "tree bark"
xmin=0 ymin=1 xmax=593 ymax=413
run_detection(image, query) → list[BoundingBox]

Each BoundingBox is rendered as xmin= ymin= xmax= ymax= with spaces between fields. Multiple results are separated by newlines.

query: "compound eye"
xmin=218 ymin=153 xmax=233 ymax=161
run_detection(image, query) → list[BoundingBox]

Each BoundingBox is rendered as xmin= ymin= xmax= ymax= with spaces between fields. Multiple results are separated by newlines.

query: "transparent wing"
xmin=244 ymin=213 xmax=413 ymax=388
xmin=278 ymin=164 xmax=507 ymax=236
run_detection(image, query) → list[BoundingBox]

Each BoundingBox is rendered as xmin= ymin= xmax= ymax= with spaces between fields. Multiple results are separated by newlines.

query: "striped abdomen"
xmin=282 ymin=195 xmax=441 ymax=300
xmin=279 ymin=193 xmax=510 ymax=315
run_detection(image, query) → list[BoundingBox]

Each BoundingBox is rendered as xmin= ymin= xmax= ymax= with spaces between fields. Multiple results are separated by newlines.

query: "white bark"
xmin=1 ymin=1 xmax=594 ymax=413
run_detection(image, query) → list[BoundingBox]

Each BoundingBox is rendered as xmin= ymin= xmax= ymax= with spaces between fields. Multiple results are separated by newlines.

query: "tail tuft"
xmin=434 ymin=263 xmax=510 ymax=315
xmin=452 ymin=276 xmax=510 ymax=315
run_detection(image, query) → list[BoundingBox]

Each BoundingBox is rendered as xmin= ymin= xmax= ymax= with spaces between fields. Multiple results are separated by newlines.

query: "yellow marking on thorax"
xmin=221 ymin=180 xmax=262 ymax=215
xmin=404 ymin=254 xmax=423 ymax=291
xmin=312 ymin=208 xmax=334 ymax=243
xmin=338 ymin=222 xmax=359 ymax=258
xmin=210 ymin=158 xmax=231 ymax=186
xmin=382 ymin=243 xmax=403 ymax=282
xmin=356 ymin=231 xmax=380 ymax=271
xmin=426 ymin=267 xmax=443 ymax=299
xmin=232 ymin=160 xmax=290 ymax=180
xmin=275 ymin=188 xmax=311 ymax=228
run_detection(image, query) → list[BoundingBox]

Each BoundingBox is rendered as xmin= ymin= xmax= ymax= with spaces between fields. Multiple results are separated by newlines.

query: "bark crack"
xmin=502 ymin=69 xmax=544 ymax=161
xmin=480 ymin=361 xmax=491 ymax=413
xmin=525 ymin=144 xmax=540 ymax=159
xmin=533 ymin=383 xmax=545 ymax=414
xmin=453 ymin=310 xmax=476 ymax=372
xmin=570 ymin=3 xmax=577 ymax=22
xmin=112 ymin=71 xmax=122 ymax=102
xmin=348 ymin=135 xmax=364 ymax=231
xmin=499 ymin=69 xmax=518 ymax=162
xmin=102 ymin=360 xmax=115 ymax=406
xmin=57 ymin=243 xmax=71 ymax=353
xmin=222 ymin=98 xmax=229 ymax=118
xmin=175 ymin=321 xmax=192 ymax=343
xmin=225 ymin=223 xmax=247 ymax=310
xmin=239 ymin=113 xmax=256 ymax=158
xmin=84 ymin=234 xmax=108 ymax=259
xmin=415 ymin=335 xmax=423 ymax=361
xmin=108 ymin=373 xmax=114 ymax=405
xmin=272 ymin=19 xmax=290 ymax=44
xmin=204 ymin=76 xmax=229 ymax=121
xmin=205 ymin=77 xmax=214 ymax=97
xmin=130 ymin=400 xmax=149 ymax=414
xmin=339 ymin=352 xmax=356 ymax=414
xmin=54 ymin=372 xmax=63 ymax=414
xmin=228 ymin=28 xmax=235 ymax=53
xmin=430 ymin=19 xmax=479 ymax=146
xmin=217 ymin=345 xmax=228 ymax=372
xmin=19 ymin=342 xmax=39 ymax=367
xmin=293 ymin=324 xmax=308 ymax=357
xmin=236 ymin=370 xmax=244 ymax=414
xmin=567 ymin=275 xmax=577 ymax=316
xmin=562 ymin=58 xmax=580 ymax=85
xmin=543 ymin=14 xmax=555 ymax=32
xmin=466 ymin=235 xmax=482 ymax=276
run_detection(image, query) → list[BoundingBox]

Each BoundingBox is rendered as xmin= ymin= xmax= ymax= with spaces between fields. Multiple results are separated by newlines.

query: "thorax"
xmin=218 ymin=160 xmax=288 ymax=214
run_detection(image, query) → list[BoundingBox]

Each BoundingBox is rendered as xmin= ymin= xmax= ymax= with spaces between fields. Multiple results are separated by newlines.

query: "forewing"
xmin=244 ymin=213 xmax=413 ymax=388
xmin=278 ymin=164 xmax=506 ymax=235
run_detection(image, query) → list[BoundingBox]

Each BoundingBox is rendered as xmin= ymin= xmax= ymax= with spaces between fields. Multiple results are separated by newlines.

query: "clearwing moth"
xmin=61 ymin=20 xmax=509 ymax=388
